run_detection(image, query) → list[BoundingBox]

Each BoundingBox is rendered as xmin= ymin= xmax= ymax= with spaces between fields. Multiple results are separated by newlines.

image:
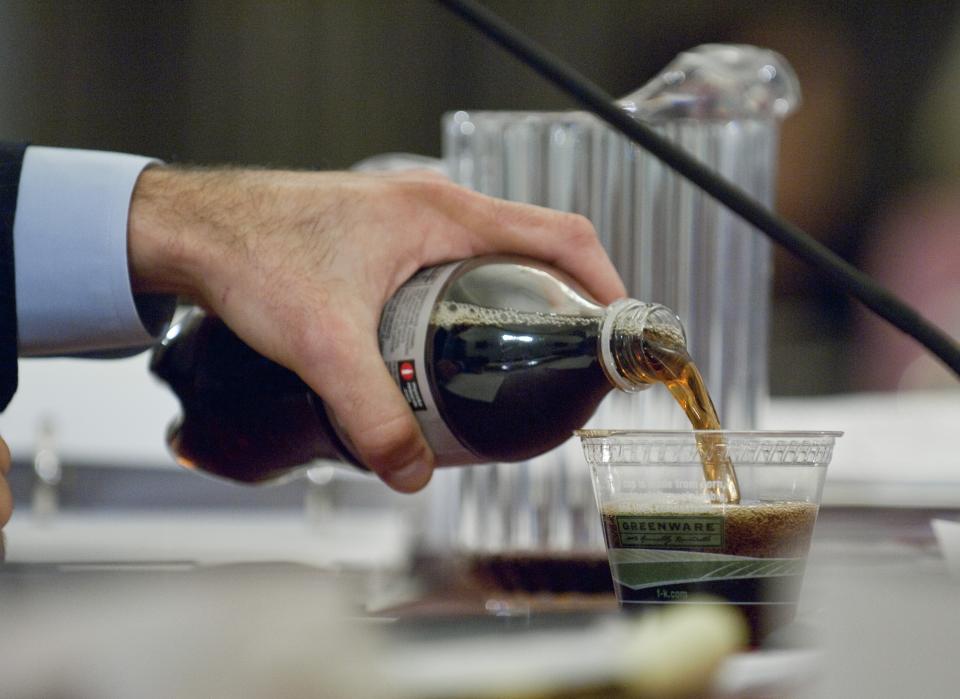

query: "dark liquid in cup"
xmin=601 ymin=501 xmax=818 ymax=643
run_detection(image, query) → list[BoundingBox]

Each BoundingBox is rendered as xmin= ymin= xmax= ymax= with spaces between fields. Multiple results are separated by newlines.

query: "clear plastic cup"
xmin=577 ymin=430 xmax=840 ymax=643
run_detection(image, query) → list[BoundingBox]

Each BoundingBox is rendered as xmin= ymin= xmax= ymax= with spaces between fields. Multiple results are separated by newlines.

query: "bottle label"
xmin=379 ymin=262 xmax=476 ymax=464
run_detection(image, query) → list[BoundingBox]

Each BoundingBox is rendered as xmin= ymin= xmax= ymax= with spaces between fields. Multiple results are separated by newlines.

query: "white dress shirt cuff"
xmin=14 ymin=146 xmax=175 ymax=356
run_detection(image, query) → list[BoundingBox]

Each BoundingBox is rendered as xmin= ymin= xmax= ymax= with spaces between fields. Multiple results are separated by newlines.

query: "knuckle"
xmin=392 ymin=171 xmax=453 ymax=198
xmin=405 ymin=167 xmax=449 ymax=184
xmin=424 ymin=176 xmax=475 ymax=206
xmin=473 ymin=192 xmax=516 ymax=235
xmin=560 ymin=213 xmax=599 ymax=246
xmin=417 ymin=176 xmax=462 ymax=205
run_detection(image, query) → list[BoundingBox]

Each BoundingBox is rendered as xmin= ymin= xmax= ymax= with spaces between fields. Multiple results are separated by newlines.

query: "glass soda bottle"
xmin=150 ymin=255 xmax=686 ymax=483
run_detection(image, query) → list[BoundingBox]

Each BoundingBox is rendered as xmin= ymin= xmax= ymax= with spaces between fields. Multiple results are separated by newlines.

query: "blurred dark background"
xmin=2 ymin=0 xmax=958 ymax=395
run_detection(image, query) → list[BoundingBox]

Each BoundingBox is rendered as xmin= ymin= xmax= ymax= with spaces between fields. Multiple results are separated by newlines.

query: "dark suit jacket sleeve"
xmin=0 ymin=142 xmax=28 ymax=411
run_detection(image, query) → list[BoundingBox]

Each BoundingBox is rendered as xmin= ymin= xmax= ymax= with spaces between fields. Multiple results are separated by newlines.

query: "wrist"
xmin=129 ymin=166 xmax=261 ymax=301
xmin=128 ymin=166 xmax=206 ymax=298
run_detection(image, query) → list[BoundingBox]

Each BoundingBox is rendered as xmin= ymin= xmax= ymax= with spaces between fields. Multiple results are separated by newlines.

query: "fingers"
xmin=429 ymin=183 xmax=627 ymax=304
xmin=486 ymin=200 xmax=627 ymax=304
xmin=294 ymin=316 xmax=434 ymax=493
xmin=0 ymin=437 xmax=9 ymax=475
xmin=0 ymin=438 xmax=11 ymax=527
xmin=0 ymin=475 xmax=10 ymax=529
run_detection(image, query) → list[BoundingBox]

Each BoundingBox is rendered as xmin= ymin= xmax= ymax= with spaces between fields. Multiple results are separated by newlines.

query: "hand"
xmin=0 ymin=435 xmax=11 ymax=531
xmin=128 ymin=168 xmax=626 ymax=493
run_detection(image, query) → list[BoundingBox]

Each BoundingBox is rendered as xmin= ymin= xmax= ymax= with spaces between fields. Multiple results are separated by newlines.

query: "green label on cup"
xmin=615 ymin=515 xmax=725 ymax=549
xmin=606 ymin=548 xmax=807 ymax=603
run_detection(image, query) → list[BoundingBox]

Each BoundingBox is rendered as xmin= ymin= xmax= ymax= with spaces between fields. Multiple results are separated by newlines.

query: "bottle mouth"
xmin=599 ymin=299 xmax=687 ymax=393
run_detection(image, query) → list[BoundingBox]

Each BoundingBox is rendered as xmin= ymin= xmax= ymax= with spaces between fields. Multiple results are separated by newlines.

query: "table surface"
xmin=1 ymin=504 xmax=957 ymax=698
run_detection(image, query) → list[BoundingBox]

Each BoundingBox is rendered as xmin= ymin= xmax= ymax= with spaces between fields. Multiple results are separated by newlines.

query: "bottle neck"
xmin=598 ymin=298 xmax=687 ymax=393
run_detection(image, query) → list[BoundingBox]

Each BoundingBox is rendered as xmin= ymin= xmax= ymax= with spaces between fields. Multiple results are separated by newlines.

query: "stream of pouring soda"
xmin=635 ymin=330 xmax=741 ymax=504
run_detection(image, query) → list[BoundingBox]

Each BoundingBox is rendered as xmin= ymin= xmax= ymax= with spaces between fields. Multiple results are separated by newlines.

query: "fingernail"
xmin=387 ymin=460 xmax=433 ymax=493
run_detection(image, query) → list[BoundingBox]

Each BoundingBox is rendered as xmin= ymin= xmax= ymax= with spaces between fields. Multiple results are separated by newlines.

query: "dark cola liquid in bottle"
xmin=151 ymin=255 xmax=692 ymax=483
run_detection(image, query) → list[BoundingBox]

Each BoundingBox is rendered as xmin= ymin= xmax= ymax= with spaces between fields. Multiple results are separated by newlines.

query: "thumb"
xmin=298 ymin=322 xmax=434 ymax=493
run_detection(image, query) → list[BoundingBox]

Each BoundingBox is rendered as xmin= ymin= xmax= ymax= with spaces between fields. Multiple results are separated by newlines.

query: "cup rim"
xmin=575 ymin=429 xmax=843 ymax=439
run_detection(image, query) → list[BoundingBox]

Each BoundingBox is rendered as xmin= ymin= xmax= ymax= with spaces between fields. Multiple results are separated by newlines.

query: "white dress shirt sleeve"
xmin=13 ymin=146 xmax=176 ymax=356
